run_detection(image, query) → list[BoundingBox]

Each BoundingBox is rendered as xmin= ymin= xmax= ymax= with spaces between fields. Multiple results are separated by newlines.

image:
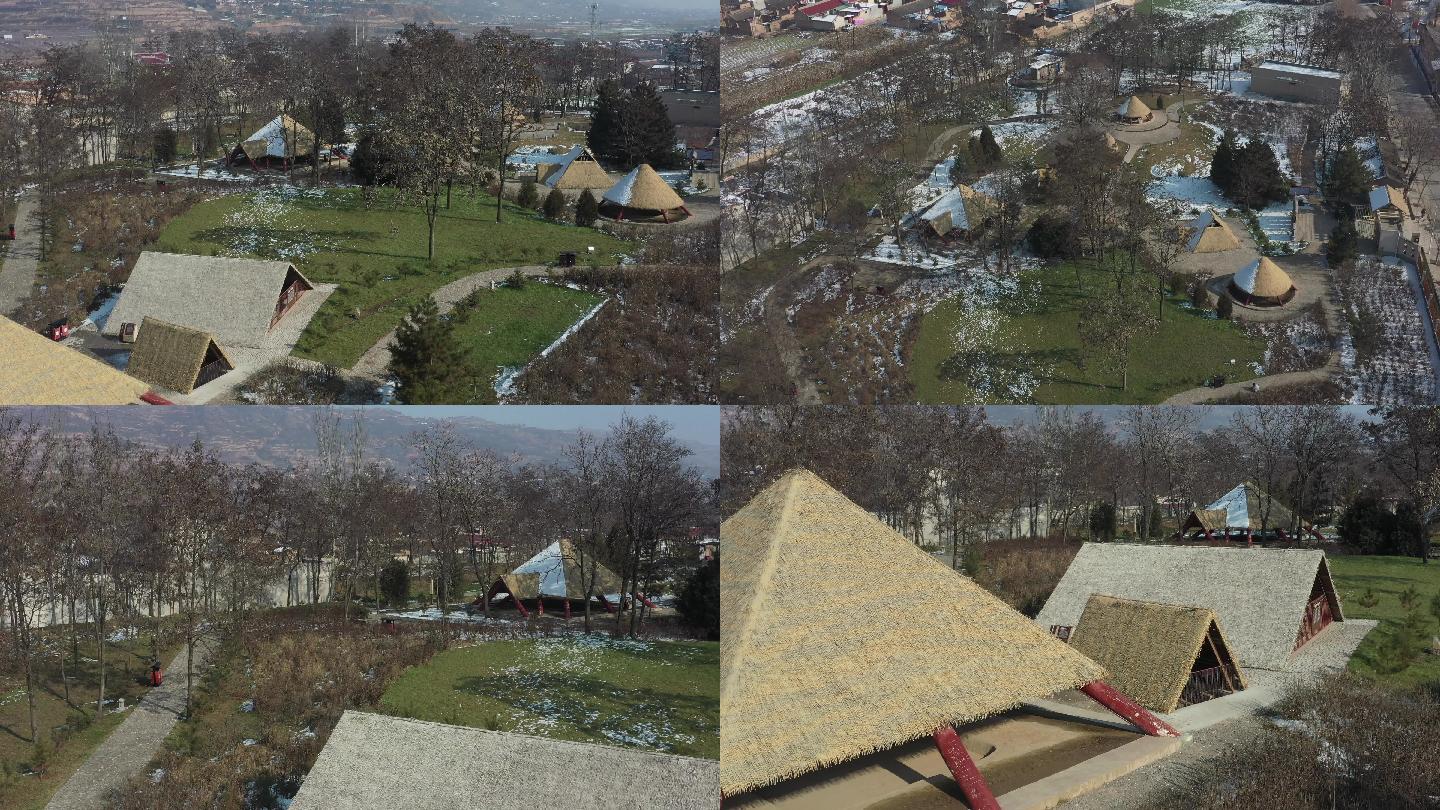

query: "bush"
xmin=1089 ymin=502 xmax=1117 ymax=541
xmin=1217 ymin=295 xmax=1234 ymax=320
xmin=1026 ymin=212 xmax=1081 ymax=260
xmin=517 ymin=179 xmax=539 ymax=209
xmin=1359 ymin=587 xmax=1379 ymax=608
xmin=675 ymin=559 xmax=719 ymax=640
xmin=504 ymin=269 xmax=528 ymax=289
xmin=575 ymin=189 xmax=599 ymax=227
xmin=379 ymin=559 xmax=409 ymax=607
xmin=542 ymin=189 xmax=567 ymax=220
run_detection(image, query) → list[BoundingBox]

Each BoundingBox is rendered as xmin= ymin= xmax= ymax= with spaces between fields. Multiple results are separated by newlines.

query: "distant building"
xmin=1249 ymin=61 xmax=1345 ymax=105
xmin=795 ymin=0 xmax=885 ymax=30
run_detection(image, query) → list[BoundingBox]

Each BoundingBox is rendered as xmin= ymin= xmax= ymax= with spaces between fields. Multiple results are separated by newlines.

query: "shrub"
xmin=542 ymin=189 xmax=567 ymax=220
xmin=575 ymin=189 xmax=599 ymax=227
xmin=517 ymin=179 xmax=539 ymax=209
xmin=379 ymin=559 xmax=409 ymax=607
xmin=1217 ymin=295 xmax=1234 ymax=320
xmin=504 ymin=269 xmax=528 ymax=290
xmin=1359 ymin=587 xmax=1379 ymax=608
xmin=675 ymin=559 xmax=719 ymax=640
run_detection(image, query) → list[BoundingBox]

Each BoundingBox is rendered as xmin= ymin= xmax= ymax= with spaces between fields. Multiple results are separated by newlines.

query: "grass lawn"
xmin=449 ymin=282 xmax=602 ymax=402
xmin=0 ymin=620 xmax=185 ymax=810
xmin=1329 ymin=554 xmax=1440 ymax=689
xmin=910 ymin=259 xmax=1265 ymax=403
xmin=155 ymin=186 xmax=631 ymax=369
xmin=379 ymin=636 xmax=719 ymax=759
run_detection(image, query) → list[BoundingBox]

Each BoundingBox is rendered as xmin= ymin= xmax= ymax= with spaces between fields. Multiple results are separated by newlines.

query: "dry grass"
xmin=973 ymin=537 xmax=1080 ymax=617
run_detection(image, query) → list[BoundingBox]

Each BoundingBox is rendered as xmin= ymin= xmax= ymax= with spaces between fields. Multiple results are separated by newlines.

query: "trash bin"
xmin=150 ymin=662 xmax=163 ymax=687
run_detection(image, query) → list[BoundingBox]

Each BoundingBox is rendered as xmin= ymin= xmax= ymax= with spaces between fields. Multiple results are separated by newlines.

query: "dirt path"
xmin=350 ymin=265 xmax=550 ymax=380
xmin=44 ymin=640 xmax=215 ymax=810
xmin=763 ymin=253 xmax=865 ymax=404
xmin=0 ymin=195 xmax=39 ymax=317
xmin=1162 ymin=351 xmax=1342 ymax=405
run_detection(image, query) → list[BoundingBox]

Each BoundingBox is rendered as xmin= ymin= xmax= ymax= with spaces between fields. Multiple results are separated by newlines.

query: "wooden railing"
xmin=1178 ymin=666 xmax=1232 ymax=708
xmin=1295 ymin=593 xmax=1333 ymax=649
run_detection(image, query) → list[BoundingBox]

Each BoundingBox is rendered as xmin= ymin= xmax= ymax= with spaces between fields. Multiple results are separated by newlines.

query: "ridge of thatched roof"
xmin=105 ymin=252 xmax=310 ymax=349
xmin=0 ymin=315 xmax=152 ymax=405
xmin=1187 ymin=209 xmax=1241 ymax=253
xmin=126 ymin=317 xmax=234 ymax=394
xmin=721 ymin=469 xmax=1108 ymax=797
xmin=238 ymin=114 xmax=317 ymax=161
xmin=1036 ymin=543 xmax=1343 ymax=671
xmin=1195 ymin=481 xmax=1300 ymax=531
xmin=290 ymin=711 xmax=718 ymax=809
xmin=1120 ymin=95 xmax=1152 ymax=119
xmin=1234 ymin=257 xmax=1295 ymax=298
xmin=545 ymin=146 xmax=613 ymax=190
xmin=1069 ymin=595 xmax=1246 ymax=713
xmin=499 ymin=538 xmax=623 ymax=601
xmin=603 ymin=164 xmax=686 ymax=211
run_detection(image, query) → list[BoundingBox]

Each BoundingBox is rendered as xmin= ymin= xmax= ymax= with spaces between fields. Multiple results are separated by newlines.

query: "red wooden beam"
xmin=634 ymin=592 xmax=658 ymax=609
xmin=932 ymin=726 xmax=1001 ymax=810
xmin=1081 ymin=681 xmax=1180 ymax=737
xmin=599 ymin=595 xmax=614 ymax=614
xmin=140 ymin=391 xmax=173 ymax=405
xmin=511 ymin=593 xmax=529 ymax=618
xmin=564 ymin=599 xmax=571 ymax=621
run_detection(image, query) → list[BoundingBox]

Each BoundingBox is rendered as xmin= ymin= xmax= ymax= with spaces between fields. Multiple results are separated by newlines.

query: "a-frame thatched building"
xmin=0 ymin=315 xmax=162 ymax=405
xmin=1180 ymin=481 xmax=1319 ymax=543
xmin=601 ymin=164 xmax=689 ymax=222
xmin=539 ymin=145 xmax=613 ymax=192
xmin=126 ymin=317 xmax=236 ymax=394
xmin=228 ymin=114 xmax=318 ymax=171
xmin=1187 ymin=209 xmax=1242 ymax=253
xmin=1037 ymin=543 xmax=1344 ymax=671
xmin=1068 ymin=596 xmax=1247 ymax=713
xmin=483 ymin=539 xmax=633 ymax=619
xmin=722 ymin=469 xmax=1176 ymax=808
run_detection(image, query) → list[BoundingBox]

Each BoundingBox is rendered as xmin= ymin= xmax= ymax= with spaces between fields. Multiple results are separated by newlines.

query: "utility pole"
xmin=590 ymin=3 xmax=599 ymax=38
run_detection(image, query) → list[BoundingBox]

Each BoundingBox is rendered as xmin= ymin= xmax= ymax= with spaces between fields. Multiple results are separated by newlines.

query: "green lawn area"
xmin=379 ymin=636 xmax=719 ymax=759
xmin=910 ymin=259 xmax=1265 ymax=403
xmin=1329 ymin=554 xmax=1440 ymax=688
xmin=0 ymin=621 xmax=185 ymax=810
xmin=155 ymin=187 xmax=632 ymax=369
xmin=449 ymin=282 xmax=602 ymax=403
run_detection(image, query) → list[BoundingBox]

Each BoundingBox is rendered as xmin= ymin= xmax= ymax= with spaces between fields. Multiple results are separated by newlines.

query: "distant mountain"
xmin=16 ymin=407 xmax=719 ymax=479
xmin=441 ymin=0 xmax=714 ymax=25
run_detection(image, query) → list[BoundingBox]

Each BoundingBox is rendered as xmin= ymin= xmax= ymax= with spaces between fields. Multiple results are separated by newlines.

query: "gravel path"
xmin=0 ymin=195 xmax=39 ymax=317
xmin=44 ymin=640 xmax=215 ymax=810
xmin=349 ymin=265 xmax=550 ymax=380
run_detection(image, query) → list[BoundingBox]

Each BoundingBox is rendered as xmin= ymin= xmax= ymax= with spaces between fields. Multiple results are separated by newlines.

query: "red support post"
xmin=635 ymin=592 xmax=658 ymax=609
xmin=599 ymin=595 xmax=614 ymax=614
xmin=931 ymin=726 xmax=1001 ymax=810
xmin=1246 ymin=528 xmax=1253 ymax=548
xmin=537 ymin=597 xmax=544 ymax=617
xmin=511 ymin=593 xmax=529 ymax=618
xmin=1081 ymin=681 xmax=1180 ymax=737
xmin=564 ymin=599 xmax=572 ymax=621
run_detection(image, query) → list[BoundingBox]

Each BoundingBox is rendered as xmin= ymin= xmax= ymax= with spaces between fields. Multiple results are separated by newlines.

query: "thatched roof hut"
xmin=541 ymin=145 xmax=613 ymax=191
xmin=601 ymin=164 xmax=689 ymax=222
xmin=1229 ymin=257 xmax=1296 ymax=307
xmin=721 ymin=469 xmax=1109 ymax=798
xmin=1187 ymin=209 xmax=1241 ymax=253
xmin=229 ymin=114 xmax=318 ymax=168
xmin=1117 ymin=95 xmax=1154 ymax=124
xmin=1069 ymin=595 xmax=1247 ymax=713
xmin=106 ymin=253 xmax=315 ymax=349
xmin=1037 ymin=543 xmax=1344 ymax=671
xmin=485 ymin=539 xmax=624 ymax=615
xmin=1181 ymin=481 xmax=1301 ymax=536
xmin=290 ymin=711 xmax=718 ymax=809
xmin=0 ymin=315 xmax=155 ymax=405
xmin=126 ymin=317 xmax=235 ymax=394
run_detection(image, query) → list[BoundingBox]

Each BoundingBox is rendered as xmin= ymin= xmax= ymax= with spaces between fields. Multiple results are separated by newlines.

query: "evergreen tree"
xmin=388 ymin=297 xmax=470 ymax=404
xmin=517 ymin=178 xmax=539 ymax=209
xmin=1217 ymin=294 xmax=1233 ymax=320
xmin=676 ymin=559 xmax=720 ymax=640
xmin=1326 ymin=214 xmax=1359 ymax=268
xmin=152 ymin=127 xmax=177 ymax=166
xmin=587 ymin=79 xmax=626 ymax=167
xmin=948 ymin=149 xmax=972 ymax=186
xmin=1325 ymin=144 xmax=1372 ymax=210
xmin=970 ymin=126 xmax=1004 ymax=172
xmin=542 ymin=188 xmax=567 ymax=220
xmin=1210 ymin=129 xmax=1239 ymax=194
xmin=1089 ymin=502 xmax=1117 ymax=541
xmin=1155 ymin=95 xmax=1165 ymax=110
xmin=379 ymin=559 xmax=410 ymax=607
xmin=626 ymin=81 xmax=683 ymax=169
xmin=1232 ymin=139 xmax=1289 ymax=208
xmin=575 ymin=188 xmax=600 ymax=227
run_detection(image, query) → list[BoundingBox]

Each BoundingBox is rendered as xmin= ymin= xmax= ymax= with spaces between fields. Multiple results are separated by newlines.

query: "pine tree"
xmin=627 ymin=81 xmax=682 ymax=168
xmin=575 ymin=188 xmax=600 ymax=226
xmin=971 ymin=126 xmax=1003 ymax=172
xmin=517 ymin=178 xmax=538 ymax=209
xmin=587 ymin=79 xmax=626 ymax=167
xmin=542 ymin=188 xmax=567 ymax=220
xmin=948 ymin=149 xmax=972 ymax=186
xmin=388 ymin=297 xmax=470 ymax=404
xmin=1325 ymin=145 xmax=1372 ymax=210
xmin=1233 ymin=139 xmax=1288 ymax=208
xmin=1210 ymin=129 xmax=1239 ymax=196
xmin=1326 ymin=214 xmax=1359 ymax=268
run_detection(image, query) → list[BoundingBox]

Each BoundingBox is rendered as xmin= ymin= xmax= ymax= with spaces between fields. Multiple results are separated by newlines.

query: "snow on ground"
xmin=496 ymin=295 xmax=610 ymax=401
xmin=987 ymin=120 xmax=1056 ymax=146
xmin=1334 ymin=256 xmax=1439 ymax=404
xmin=219 ymin=185 xmax=338 ymax=261
xmin=153 ymin=163 xmax=254 ymax=183
xmin=1149 ymin=174 xmax=1293 ymax=243
xmin=82 ymin=290 xmax=121 ymax=331
xmin=865 ymin=235 xmax=961 ymax=270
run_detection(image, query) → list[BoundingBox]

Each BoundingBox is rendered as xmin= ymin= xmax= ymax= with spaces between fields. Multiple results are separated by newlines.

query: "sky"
xmin=378 ymin=406 xmax=720 ymax=446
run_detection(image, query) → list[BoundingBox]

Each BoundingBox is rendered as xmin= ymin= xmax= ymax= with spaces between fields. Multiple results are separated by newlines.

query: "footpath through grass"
xmin=910 ymin=259 xmax=1265 ymax=403
xmin=379 ymin=636 xmax=719 ymax=759
xmin=155 ymin=186 xmax=632 ymax=369
xmin=1329 ymin=554 xmax=1440 ymax=689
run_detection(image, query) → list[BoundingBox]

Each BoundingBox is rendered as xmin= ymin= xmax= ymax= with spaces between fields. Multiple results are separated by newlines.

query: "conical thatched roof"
xmin=0 ymin=315 xmax=152 ymax=405
xmin=602 ymin=164 xmax=686 ymax=212
xmin=1036 ymin=543 xmax=1344 ymax=670
xmin=545 ymin=146 xmax=613 ymax=190
xmin=499 ymin=539 xmax=623 ymax=601
xmin=1069 ymin=595 xmax=1246 ymax=714
xmin=1187 ymin=209 xmax=1241 ymax=253
xmin=1233 ymin=257 xmax=1295 ymax=299
xmin=238 ymin=114 xmax=317 ymax=161
xmin=126 ymin=317 xmax=235 ymax=394
xmin=1119 ymin=95 xmax=1152 ymax=119
xmin=721 ymin=469 xmax=1107 ymax=797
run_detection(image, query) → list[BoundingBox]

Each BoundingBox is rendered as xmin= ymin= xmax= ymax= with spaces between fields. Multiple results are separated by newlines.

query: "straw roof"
xmin=1036 ymin=543 xmax=1343 ymax=671
xmin=1187 ymin=508 xmax=1230 ymax=533
xmin=721 ymin=469 xmax=1107 ymax=797
xmin=106 ymin=252 xmax=312 ymax=349
xmin=290 ymin=711 xmax=719 ymax=810
xmin=498 ymin=538 xmax=623 ymax=601
xmin=1369 ymin=184 xmax=1409 ymax=215
xmin=1233 ymin=257 xmax=1295 ymax=299
xmin=1191 ymin=481 xmax=1300 ymax=532
xmin=126 ymin=317 xmax=234 ymax=394
xmin=545 ymin=146 xmax=613 ymax=190
xmin=1119 ymin=95 xmax=1152 ymax=119
xmin=603 ymin=164 xmax=686 ymax=211
xmin=1187 ymin=209 xmax=1242 ymax=253
xmin=1069 ymin=595 xmax=1246 ymax=713
xmin=0 ymin=315 xmax=152 ymax=405
xmin=238 ymin=114 xmax=317 ymax=161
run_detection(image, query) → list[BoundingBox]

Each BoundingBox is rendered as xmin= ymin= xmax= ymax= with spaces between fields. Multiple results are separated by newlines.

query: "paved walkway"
xmin=45 ymin=641 xmax=214 ymax=810
xmin=350 ymin=265 xmax=550 ymax=380
xmin=0 ymin=195 xmax=39 ymax=317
